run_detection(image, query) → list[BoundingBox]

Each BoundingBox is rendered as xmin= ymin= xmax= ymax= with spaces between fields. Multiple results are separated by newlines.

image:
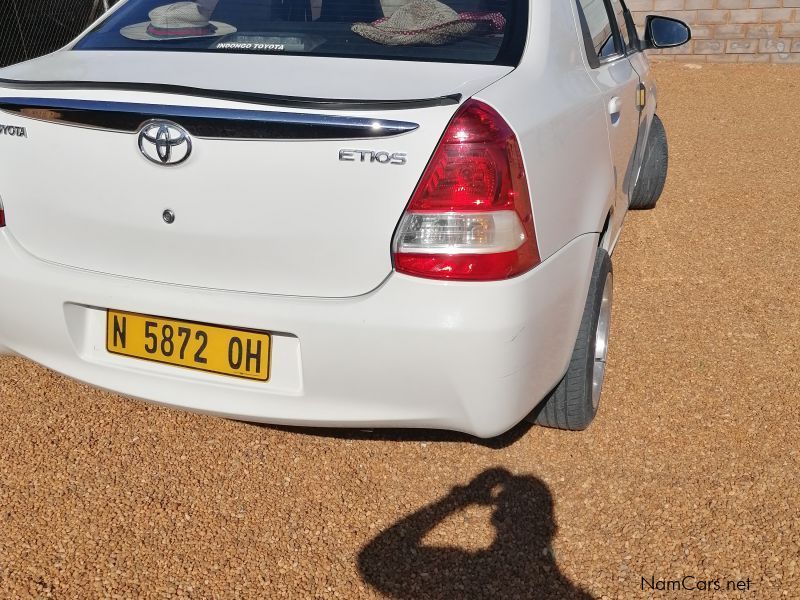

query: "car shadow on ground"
xmin=263 ymin=418 xmax=536 ymax=449
xmin=357 ymin=468 xmax=592 ymax=600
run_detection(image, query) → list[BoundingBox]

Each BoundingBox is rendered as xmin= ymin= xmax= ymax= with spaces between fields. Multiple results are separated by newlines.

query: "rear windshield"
xmin=74 ymin=0 xmax=527 ymax=66
xmin=74 ymin=0 xmax=527 ymax=65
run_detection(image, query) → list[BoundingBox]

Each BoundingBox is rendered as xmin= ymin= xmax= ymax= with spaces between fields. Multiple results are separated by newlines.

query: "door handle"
xmin=608 ymin=96 xmax=622 ymax=125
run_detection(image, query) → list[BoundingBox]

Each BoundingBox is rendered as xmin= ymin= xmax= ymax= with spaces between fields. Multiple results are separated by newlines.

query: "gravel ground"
xmin=1 ymin=64 xmax=799 ymax=599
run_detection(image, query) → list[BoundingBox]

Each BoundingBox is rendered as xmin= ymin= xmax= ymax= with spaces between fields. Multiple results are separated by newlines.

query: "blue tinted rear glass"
xmin=74 ymin=0 xmax=526 ymax=65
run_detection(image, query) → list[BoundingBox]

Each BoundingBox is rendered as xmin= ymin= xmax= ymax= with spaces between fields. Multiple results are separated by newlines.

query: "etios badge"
xmin=138 ymin=120 xmax=192 ymax=166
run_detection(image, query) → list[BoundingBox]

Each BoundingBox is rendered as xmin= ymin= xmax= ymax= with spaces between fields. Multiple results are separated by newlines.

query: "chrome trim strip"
xmin=0 ymin=78 xmax=461 ymax=111
xmin=598 ymin=52 xmax=626 ymax=65
xmin=0 ymin=97 xmax=420 ymax=139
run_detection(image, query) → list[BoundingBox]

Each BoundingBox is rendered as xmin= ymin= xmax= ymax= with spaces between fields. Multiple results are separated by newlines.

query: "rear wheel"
xmin=629 ymin=114 xmax=668 ymax=210
xmin=529 ymin=249 xmax=613 ymax=431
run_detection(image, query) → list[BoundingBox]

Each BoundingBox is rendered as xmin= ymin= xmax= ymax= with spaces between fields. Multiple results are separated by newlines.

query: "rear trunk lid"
xmin=0 ymin=53 xmax=512 ymax=298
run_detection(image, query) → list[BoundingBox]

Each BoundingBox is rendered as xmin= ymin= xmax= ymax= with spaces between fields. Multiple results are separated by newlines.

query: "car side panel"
xmin=473 ymin=0 xmax=615 ymax=262
xmin=628 ymin=49 xmax=657 ymax=189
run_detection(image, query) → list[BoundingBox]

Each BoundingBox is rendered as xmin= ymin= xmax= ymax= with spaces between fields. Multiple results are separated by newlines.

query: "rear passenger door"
xmin=622 ymin=0 xmax=659 ymax=192
xmin=576 ymin=0 xmax=642 ymax=246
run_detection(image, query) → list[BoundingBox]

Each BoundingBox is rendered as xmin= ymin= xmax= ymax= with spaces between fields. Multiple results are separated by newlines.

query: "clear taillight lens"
xmin=394 ymin=211 xmax=527 ymax=254
xmin=392 ymin=100 xmax=539 ymax=281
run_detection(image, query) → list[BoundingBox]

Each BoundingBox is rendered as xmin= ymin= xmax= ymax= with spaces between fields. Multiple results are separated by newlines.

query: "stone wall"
xmin=628 ymin=0 xmax=800 ymax=62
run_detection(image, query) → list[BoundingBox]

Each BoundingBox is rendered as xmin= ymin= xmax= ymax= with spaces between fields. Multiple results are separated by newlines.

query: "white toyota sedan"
xmin=0 ymin=0 xmax=688 ymax=437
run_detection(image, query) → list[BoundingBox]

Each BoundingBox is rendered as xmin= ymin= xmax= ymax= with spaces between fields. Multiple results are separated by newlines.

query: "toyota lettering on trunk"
xmin=0 ymin=125 xmax=27 ymax=138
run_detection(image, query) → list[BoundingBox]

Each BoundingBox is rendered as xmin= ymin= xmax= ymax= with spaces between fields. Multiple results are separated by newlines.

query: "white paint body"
xmin=0 ymin=0 xmax=654 ymax=437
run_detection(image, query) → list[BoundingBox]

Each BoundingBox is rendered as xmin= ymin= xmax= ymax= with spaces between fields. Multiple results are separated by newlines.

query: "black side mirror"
xmin=644 ymin=15 xmax=691 ymax=49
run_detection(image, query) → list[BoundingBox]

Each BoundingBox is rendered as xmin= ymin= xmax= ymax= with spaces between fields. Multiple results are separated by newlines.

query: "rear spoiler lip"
xmin=0 ymin=96 xmax=421 ymax=140
xmin=0 ymin=78 xmax=462 ymax=111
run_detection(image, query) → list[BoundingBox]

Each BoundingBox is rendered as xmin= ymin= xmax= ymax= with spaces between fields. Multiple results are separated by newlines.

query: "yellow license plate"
xmin=106 ymin=310 xmax=271 ymax=381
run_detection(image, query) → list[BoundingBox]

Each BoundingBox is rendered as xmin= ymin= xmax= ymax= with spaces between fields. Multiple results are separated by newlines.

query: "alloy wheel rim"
xmin=592 ymin=271 xmax=613 ymax=411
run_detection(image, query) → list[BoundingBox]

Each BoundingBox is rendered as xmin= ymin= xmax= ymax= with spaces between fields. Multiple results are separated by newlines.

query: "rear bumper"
xmin=0 ymin=231 xmax=598 ymax=438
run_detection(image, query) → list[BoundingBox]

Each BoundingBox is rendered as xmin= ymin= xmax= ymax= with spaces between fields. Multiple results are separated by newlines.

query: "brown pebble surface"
xmin=1 ymin=63 xmax=799 ymax=599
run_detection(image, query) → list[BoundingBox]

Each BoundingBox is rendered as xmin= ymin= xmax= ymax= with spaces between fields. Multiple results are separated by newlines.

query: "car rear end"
xmin=0 ymin=0 xmax=597 ymax=437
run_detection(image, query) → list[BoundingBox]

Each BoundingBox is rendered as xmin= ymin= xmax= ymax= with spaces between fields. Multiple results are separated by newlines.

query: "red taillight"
xmin=392 ymin=100 xmax=539 ymax=281
xmin=0 ymin=208 xmax=5 ymax=228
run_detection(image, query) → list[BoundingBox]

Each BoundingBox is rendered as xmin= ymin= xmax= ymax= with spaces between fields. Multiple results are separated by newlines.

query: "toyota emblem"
xmin=138 ymin=120 xmax=192 ymax=166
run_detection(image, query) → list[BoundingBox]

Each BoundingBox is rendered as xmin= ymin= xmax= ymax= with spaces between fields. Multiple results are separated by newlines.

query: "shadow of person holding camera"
xmin=358 ymin=468 xmax=592 ymax=600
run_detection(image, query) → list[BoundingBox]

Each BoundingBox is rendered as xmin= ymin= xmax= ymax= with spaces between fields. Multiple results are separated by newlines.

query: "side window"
xmin=577 ymin=0 xmax=619 ymax=60
xmin=609 ymin=0 xmax=635 ymax=52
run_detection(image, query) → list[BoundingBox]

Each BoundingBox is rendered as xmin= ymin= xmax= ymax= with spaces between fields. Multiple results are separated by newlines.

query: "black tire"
xmin=629 ymin=113 xmax=668 ymax=210
xmin=528 ymin=249 xmax=613 ymax=431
